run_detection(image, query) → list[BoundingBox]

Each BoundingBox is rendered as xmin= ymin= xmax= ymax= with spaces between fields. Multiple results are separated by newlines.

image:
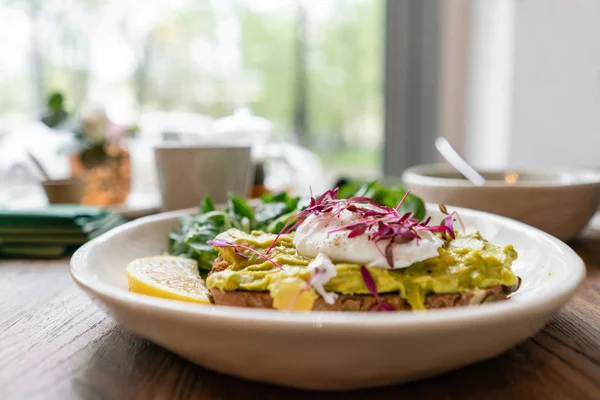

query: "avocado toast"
xmin=205 ymin=189 xmax=520 ymax=312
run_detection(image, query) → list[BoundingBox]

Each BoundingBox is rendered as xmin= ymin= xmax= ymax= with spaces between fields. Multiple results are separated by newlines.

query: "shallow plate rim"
xmin=70 ymin=204 xmax=586 ymax=330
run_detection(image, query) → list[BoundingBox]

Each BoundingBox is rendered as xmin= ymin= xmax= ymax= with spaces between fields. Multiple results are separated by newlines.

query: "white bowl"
xmin=71 ymin=205 xmax=585 ymax=390
xmin=403 ymin=164 xmax=600 ymax=241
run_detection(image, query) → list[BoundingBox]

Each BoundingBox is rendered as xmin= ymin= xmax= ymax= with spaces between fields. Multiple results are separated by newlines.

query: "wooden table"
xmin=2 ymin=232 xmax=599 ymax=400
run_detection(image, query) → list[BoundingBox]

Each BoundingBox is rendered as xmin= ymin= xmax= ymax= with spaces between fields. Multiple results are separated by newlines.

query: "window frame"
xmin=383 ymin=0 xmax=442 ymax=177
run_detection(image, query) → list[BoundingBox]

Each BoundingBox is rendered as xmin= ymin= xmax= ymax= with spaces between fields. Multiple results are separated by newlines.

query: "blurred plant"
xmin=40 ymin=89 xmax=137 ymax=171
xmin=41 ymin=91 xmax=69 ymax=128
xmin=69 ymin=105 xmax=132 ymax=205
xmin=75 ymin=107 xmax=130 ymax=169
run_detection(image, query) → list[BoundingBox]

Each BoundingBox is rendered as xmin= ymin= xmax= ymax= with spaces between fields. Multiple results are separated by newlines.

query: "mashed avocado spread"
xmin=206 ymin=229 xmax=518 ymax=311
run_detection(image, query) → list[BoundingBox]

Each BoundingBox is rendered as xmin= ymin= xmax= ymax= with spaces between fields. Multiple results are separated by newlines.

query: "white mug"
xmin=154 ymin=144 xmax=253 ymax=210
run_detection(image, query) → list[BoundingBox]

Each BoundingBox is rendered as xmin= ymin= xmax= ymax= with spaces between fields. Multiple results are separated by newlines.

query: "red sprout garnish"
xmin=266 ymin=188 xmax=461 ymax=268
xmin=395 ymin=190 xmax=411 ymax=211
xmin=208 ymin=238 xmax=283 ymax=270
xmin=360 ymin=265 xmax=378 ymax=294
xmin=360 ymin=266 xmax=394 ymax=312
xmin=438 ymin=204 xmax=464 ymax=240
xmin=265 ymin=188 xmax=386 ymax=256
xmin=266 ymin=187 xmax=352 ymax=254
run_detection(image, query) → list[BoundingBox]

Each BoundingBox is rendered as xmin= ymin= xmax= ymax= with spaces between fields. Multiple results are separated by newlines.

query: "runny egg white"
xmin=306 ymin=253 xmax=339 ymax=304
xmin=294 ymin=208 xmax=443 ymax=269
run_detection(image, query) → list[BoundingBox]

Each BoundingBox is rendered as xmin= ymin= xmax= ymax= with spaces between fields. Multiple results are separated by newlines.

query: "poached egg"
xmin=294 ymin=208 xmax=443 ymax=269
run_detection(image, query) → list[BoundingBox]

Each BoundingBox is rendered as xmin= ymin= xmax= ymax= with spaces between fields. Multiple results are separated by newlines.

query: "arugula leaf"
xmin=227 ymin=193 xmax=255 ymax=221
xmin=263 ymin=210 xmax=298 ymax=234
xmin=397 ymin=192 xmax=426 ymax=221
xmin=260 ymin=191 xmax=299 ymax=210
xmin=336 ymin=181 xmax=363 ymax=199
xmin=353 ymin=181 xmax=378 ymax=198
xmin=200 ymin=195 xmax=215 ymax=213
xmin=254 ymin=202 xmax=289 ymax=224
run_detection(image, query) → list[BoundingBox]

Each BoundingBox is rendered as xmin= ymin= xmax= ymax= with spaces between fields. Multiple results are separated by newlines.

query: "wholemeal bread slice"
xmin=208 ymin=258 xmax=513 ymax=311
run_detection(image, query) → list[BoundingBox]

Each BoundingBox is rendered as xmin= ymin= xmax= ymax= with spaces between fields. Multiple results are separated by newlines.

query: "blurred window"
xmin=0 ymin=0 xmax=384 ymax=183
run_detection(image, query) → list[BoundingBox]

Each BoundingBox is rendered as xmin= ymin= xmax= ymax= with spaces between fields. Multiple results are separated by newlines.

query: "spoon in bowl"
xmin=27 ymin=152 xmax=85 ymax=204
xmin=27 ymin=151 xmax=52 ymax=181
xmin=434 ymin=137 xmax=486 ymax=186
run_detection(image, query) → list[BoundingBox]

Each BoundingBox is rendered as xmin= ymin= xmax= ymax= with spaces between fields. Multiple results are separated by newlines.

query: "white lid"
xmin=212 ymin=106 xmax=272 ymax=144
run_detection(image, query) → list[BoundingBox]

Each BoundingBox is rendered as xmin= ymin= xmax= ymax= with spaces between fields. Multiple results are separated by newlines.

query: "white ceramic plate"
xmin=71 ymin=205 xmax=585 ymax=390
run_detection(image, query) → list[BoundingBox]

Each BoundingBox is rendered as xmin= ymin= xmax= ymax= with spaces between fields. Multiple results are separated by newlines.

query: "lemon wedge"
xmin=126 ymin=256 xmax=211 ymax=304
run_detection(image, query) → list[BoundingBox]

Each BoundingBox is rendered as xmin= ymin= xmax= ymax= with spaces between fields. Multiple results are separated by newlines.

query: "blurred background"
xmin=0 ymin=0 xmax=598 ymax=210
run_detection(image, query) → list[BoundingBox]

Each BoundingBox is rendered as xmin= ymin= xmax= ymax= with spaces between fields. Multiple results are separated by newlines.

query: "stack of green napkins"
xmin=0 ymin=205 xmax=124 ymax=258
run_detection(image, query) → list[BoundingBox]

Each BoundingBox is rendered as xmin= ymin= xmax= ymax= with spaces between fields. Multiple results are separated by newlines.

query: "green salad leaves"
xmin=169 ymin=181 xmax=425 ymax=272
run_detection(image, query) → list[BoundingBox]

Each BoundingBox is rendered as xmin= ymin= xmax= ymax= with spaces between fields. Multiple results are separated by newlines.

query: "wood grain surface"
xmin=1 ymin=230 xmax=599 ymax=400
